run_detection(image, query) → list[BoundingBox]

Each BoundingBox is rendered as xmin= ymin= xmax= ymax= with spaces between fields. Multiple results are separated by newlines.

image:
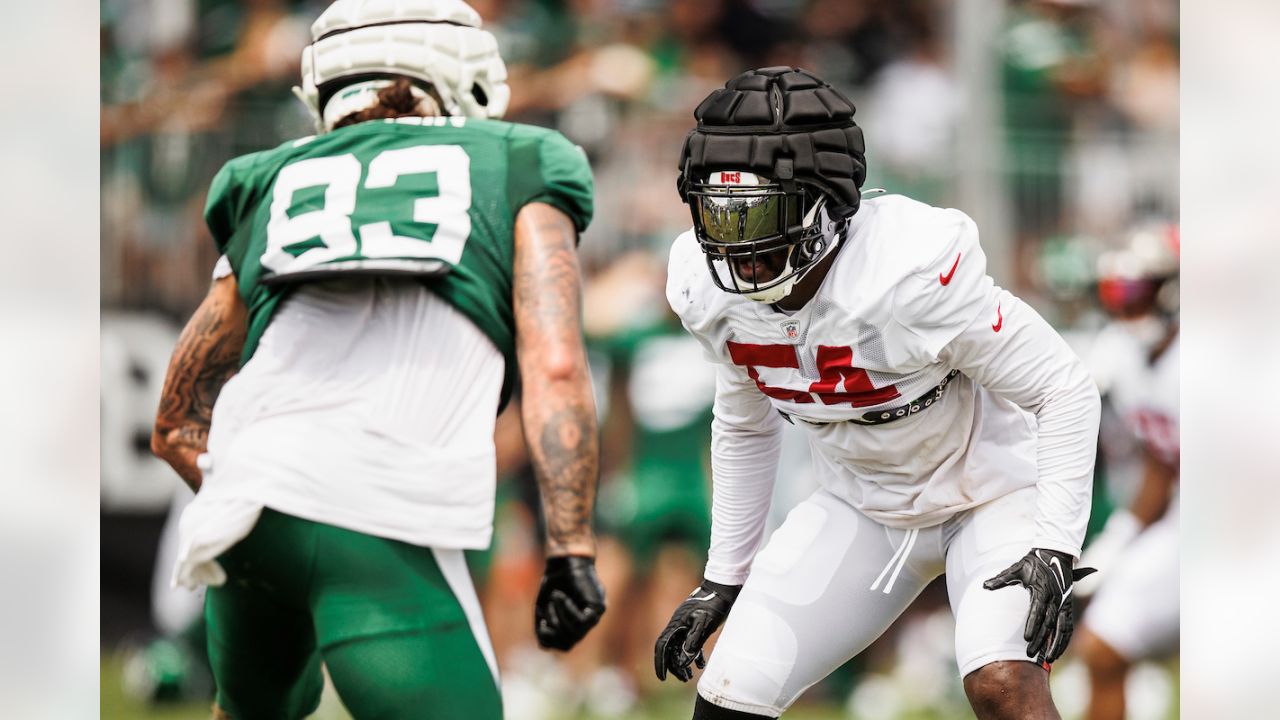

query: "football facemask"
xmin=687 ymin=171 xmax=833 ymax=303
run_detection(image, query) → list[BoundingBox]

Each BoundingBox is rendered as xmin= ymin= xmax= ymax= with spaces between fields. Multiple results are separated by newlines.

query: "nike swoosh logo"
xmin=939 ymin=253 xmax=961 ymax=285
xmin=992 ymin=304 xmax=1003 ymax=332
xmin=690 ymin=591 xmax=718 ymax=602
xmin=1040 ymin=552 xmax=1067 ymax=591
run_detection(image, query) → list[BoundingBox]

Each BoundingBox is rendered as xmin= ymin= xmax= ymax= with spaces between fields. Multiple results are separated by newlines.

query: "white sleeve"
xmin=703 ymin=361 xmax=784 ymax=585
xmin=212 ymin=255 xmax=233 ymax=280
xmin=940 ymin=289 xmax=1101 ymax=558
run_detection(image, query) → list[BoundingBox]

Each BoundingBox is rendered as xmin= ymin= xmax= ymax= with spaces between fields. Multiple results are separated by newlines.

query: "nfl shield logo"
xmin=781 ymin=320 xmax=801 ymax=342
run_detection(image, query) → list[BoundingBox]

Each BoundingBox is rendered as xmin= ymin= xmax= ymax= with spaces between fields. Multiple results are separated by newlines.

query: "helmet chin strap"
xmin=740 ymin=203 xmax=842 ymax=304
xmin=740 ymin=262 xmax=800 ymax=303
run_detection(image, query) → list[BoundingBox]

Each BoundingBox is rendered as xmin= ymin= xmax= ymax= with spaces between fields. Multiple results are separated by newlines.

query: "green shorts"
xmin=602 ymin=471 xmax=711 ymax=571
xmin=205 ymin=508 xmax=501 ymax=720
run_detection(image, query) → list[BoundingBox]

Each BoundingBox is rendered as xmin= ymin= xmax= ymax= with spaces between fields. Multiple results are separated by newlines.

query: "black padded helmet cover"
xmin=677 ymin=67 xmax=867 ymax=217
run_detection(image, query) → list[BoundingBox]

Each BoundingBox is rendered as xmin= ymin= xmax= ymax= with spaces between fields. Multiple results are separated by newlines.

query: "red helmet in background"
xmin=1095 ymin=222 xmax=1179 ymax=317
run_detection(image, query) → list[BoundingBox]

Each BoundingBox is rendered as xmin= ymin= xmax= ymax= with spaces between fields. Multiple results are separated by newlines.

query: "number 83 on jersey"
xmin=263 ymin=144 xmax=472 ymax=279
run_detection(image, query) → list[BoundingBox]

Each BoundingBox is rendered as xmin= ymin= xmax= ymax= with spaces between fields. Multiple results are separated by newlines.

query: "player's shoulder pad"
xmin=204 ymin=138 xmax=310 ymax=247
xmin=665 ymin=228 xmax=703 ymax=317
xmin=499 ymin=118 xmax=564 ymax=141
xmin=204 ymin=150 xmax=265 ymax=249
xmin=873 ymin=196 xmax=993 ymax=364
xmin=867 ymin=195 xmax=982 ymax=276
xmin=500 ymin=120 xmax=587 ymax=161
xmin=243 ymin=134 xmax=320 ymax=171
xmin=501 ymin=121 xmax=594 ymax=233
xmin=665 ymin=228 xmax=730 ymax=334
xmin=209 ymin=135 xmax=313 ymax=203
xmin=820 ymin=195 xmax=979 ymax=310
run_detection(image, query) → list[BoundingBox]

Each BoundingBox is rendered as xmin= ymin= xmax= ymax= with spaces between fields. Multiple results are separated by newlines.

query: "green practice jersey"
xmin=204 ymin=117 xmax=594 ymax=408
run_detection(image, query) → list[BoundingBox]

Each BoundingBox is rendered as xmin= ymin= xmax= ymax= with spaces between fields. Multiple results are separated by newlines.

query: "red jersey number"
xmin=726 ymin=342 xmax=901 ymax=408
xmin=1129 ymin=409 xmax=1179 ymax=468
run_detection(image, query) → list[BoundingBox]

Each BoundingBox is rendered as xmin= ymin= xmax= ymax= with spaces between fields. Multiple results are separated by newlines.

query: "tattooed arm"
xmin=151 ymin=274 xmax=247 ymax=492
xmin=513 ymin=202 xmax=600 ymax=558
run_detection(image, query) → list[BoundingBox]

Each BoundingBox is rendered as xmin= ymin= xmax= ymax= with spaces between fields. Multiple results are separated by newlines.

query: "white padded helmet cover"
xmin=295 ymin=0 xmax=510 ymax=132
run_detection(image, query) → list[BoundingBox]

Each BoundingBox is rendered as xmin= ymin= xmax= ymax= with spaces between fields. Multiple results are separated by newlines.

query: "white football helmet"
xmin=294 ymin=0 xmax=511 ymax=134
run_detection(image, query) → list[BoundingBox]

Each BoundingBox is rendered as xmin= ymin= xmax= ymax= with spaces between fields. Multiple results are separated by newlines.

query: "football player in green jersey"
xmin=150 ymin=1 xmax=605 ymax=718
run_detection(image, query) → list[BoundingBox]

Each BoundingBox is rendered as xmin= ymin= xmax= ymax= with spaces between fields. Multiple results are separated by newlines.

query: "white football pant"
xmin=1082 ymin=500 xmax=1179 ymax=661
xmin=698 ymin=487 xmax=1042 ymax=716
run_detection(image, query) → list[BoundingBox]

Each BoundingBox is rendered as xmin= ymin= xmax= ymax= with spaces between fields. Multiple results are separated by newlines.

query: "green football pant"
xmin=204 ymin=508 xmax=501 ymax=720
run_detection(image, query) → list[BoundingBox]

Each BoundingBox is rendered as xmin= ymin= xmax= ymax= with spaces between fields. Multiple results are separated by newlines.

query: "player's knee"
xmin=1077 ymin=627 xmax=1129 ymax=680
xmin=963 ymin=660 xmax=1052 ymax=720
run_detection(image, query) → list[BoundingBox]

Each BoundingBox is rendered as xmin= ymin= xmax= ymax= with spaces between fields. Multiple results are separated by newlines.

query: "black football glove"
xmin=534 ymin=556 xmax=606 ymax=651
xmin=983 ymin=548 xmax=1097 ymax=664
xmin=654 ymin=579 xmax=741 ymax=682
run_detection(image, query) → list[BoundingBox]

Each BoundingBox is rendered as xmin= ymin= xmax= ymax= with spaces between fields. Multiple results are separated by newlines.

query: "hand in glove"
xmin=535 ymin=556 xmax=606 ymax=651
xmin=654 ymin=579 xmax=741 ymax=682
xmin=983 ymin=548 xmax=1097 ymax=664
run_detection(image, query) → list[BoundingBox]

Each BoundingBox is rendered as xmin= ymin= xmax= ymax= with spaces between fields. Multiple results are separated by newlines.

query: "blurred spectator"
xmin=861 ymin=3 xmax=962 ymax=205
xmin=1000 ymin=0 xmax=1108 ymax=251
xmin=797 ymin=0 xmax=907 ymax=89
xmin=101 ymin=0 xmax=312 ymax=319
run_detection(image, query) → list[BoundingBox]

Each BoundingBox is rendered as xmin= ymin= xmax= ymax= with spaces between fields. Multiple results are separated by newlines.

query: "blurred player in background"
xmin=574 ymin=252 xmax=717 ymax=710
xmin=150 ymin=1 xmax=606 ymax=717
xmin=1075 ymin=227 xmax=1179 ymax=720
xmin=653 ymin=68 xmax=1100 ymax=720
xmin=122 ymin=489 xmax=212 ymax=704
xmin=1078 ymin=223 xmax=1176 ymax=511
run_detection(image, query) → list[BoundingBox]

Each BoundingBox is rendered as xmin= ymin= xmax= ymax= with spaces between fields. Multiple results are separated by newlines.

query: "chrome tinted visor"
xmin=690 ymin=186 xmax=799 ymax=251
xmin=685 ymin=181 xmax=825 ymax=297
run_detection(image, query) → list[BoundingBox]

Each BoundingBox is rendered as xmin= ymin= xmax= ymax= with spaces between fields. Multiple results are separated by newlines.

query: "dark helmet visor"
xmin=691 ymin=186 xmax=799 ymax=250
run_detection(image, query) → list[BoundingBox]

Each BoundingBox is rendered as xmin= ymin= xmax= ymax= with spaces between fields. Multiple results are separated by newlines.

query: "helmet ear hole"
xmin=471 ymin=82 xmax=488 ymax=107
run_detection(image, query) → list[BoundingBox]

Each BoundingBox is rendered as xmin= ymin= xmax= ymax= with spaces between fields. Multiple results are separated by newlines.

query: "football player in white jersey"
xmin=1075 ymin=230 xmax=1179 ymax=720
xmin=652 ymin=68 xmax=1101 ymax=720
xmin=1076 ymin=334 xmax=1177 ymax=720
xmin=1083 ymin=223 xmax=1180 ymax=512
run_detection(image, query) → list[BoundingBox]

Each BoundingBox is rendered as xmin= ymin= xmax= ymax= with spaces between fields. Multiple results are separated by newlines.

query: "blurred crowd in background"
xmin=100 ymin=0 xmax=1179 ymax=718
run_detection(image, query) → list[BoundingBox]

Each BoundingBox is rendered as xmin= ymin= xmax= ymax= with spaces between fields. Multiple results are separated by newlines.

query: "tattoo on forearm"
xmin=514 ymin=217 xmax=581 ymax=337
xmin=514 ymin=205 xmax=599 ymax=555
xmin=535 ymin=406 xmax=599 ymax=553
xmin=154 ymin=282 xmax=246 ymax=491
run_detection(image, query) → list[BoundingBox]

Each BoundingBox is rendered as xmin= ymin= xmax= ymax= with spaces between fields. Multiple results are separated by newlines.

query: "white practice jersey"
xmin=175 ymin=266 xmax=503 ymax=588
xmin=1111 ymin=334 xmax=1179 ymax=469
xmin=1087 ymin=319 xmax=1158 ymax=397
xmin=1083 ymin=335 xmax=1179 ymax=661
xmin=667 ymin=195 xmax=1101 ymax=585
xmin=1086 ymin=321 xmax=1150 ymax=503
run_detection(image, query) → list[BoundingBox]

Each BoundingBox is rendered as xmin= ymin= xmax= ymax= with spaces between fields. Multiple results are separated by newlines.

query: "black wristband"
xmin=545 ymin=555 xmax=594 ymax=574
xmin=700 ymin=579 xmax=742 ymax=603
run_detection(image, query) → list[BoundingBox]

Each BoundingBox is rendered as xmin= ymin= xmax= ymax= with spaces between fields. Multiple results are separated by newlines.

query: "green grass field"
xmin=102 ymin=653 xmax=211 ymax=720
xmin=101 ymin=651 xmax=1177 ymax=720
xmin=102 ymin=652 xmax=853 ymax=720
